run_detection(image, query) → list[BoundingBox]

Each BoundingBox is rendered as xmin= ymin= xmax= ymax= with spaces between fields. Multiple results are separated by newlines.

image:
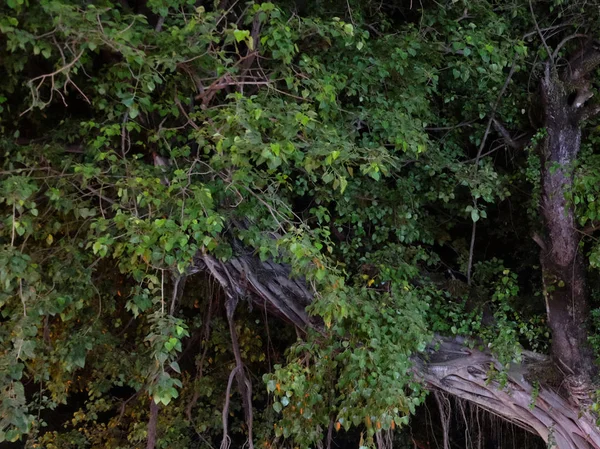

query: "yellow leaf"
xmin=46 ymin=234 xmax=53 ymax=245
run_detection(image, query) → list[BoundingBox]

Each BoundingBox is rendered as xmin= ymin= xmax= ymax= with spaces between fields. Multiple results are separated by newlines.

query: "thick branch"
xmin=195 ymin=247 xmax=600 ymax=449
xmin=146 ymin=400 xmax=159 ymax=449
xmin=417 ymin=337 xmax=600 ymax=449
xmin=567 ymin=40 xmax=600 ymax=81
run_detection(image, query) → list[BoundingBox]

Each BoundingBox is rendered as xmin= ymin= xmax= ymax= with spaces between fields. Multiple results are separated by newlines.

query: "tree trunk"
xmin=193 ymin=42 xmax=600 ymax=449
xmin=196 ymin=250 xmax=600 ymax=449
xmin=538 ymin=42 xmax=600 ymax=381
xmin=540 ymin=78 xmax=592 ymax=378
xmin=418 ymin=337 xmax=600 ymax=449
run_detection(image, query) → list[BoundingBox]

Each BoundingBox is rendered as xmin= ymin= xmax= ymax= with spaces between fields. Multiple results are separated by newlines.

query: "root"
xmin=186 ymin=289 xmax=217 ymax=422
xmin=227 ymin=304 xmax=255 ymax=449
xmin=434 ymin=391 xmax=451 ymax=449
xmin=220 ymin=366 xmax=240 ymax=449
xmin=375 ymin=429 xmax=393 ymax=449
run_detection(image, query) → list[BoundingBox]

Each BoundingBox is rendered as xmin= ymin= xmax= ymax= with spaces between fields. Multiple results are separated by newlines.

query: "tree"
xmin=3 ymin=1 xmax=600 ymax=448
xmin=538 ymin=39 xmax=600 ymax=383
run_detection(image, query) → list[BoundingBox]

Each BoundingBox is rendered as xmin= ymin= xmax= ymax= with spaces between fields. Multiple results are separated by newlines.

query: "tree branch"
xmin=492 ymin=118 xmax=527 ymax=149
xmin=578 ymin=103 xmax=600 ymax=122
xmin=146 ymin=400 xmax=159 ymax=449
xmin=567 ymin=39 xmax=600 ymax=81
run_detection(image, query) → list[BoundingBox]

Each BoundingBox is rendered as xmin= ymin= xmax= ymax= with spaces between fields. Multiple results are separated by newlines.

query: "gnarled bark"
xmin=419 ymin=337 xmax=600 ymax=449
xmin=194 ymin=251 xmax=600 ymax=449
xmin=189 ymin=41 xmax=600 ymax=449
xmin=539 ymin=52 xmax=597 ymax=379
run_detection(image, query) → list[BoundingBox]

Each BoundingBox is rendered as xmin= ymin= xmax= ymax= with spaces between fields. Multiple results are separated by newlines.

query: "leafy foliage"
xmin=2 ymin=0 xmax=600 ymax=448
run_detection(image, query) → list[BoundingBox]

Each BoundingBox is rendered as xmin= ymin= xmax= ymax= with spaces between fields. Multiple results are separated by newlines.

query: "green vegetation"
xmin=2 ymin=0 xmax=600 ymax=448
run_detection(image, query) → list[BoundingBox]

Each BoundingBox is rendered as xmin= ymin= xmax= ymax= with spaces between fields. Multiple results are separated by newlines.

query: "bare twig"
xmin=492 ymin=118 xmax=522 ymax=149
xmin=425 ymin=120 xmax=477 ymax=131
xmin=22 ymin=49 xmax=90 ymax=115
xmin=529 ymin=0 xmax=553 ymax=69
xmin=475 ymin=59 xmax=517 ymax=164
xmin=169 ymin=274 xmax=187 ymax=315
xmin=121 ymin=112 xmax=130 ymax=158
xmin=552 ymin=34 xmax=589 ymax=60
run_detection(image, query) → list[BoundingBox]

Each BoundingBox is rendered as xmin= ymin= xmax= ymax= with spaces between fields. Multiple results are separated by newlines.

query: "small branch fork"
xmin=22 ymin=49 xmax=90 ymax=115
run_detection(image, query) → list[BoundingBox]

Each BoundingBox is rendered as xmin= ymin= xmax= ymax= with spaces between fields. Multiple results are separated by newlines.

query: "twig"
xmin=19 ymin=279 xmax=27 ymax=317
xmin=467 ymin=60 xmax=518 ymax=284
xmin=425 ymin=120 xmax=476 ymax=131
xmin=11 ymin=203 xmax=16 ymax=247
xmin=121 ymin=111 xmax=130 ymax=158
xmin=491 ymin=118 xmax=521 ymax=149
xmin=475 ymin=59 xmax=517 ymax=164
xmin=169 ymin=274 xmax=187 ymax=315
xmin=326 ymin=415 xmax=335 ymax=449
xmin=467 ymin=201 xmax=477 ymax=286
xmin=552 ymin=34 xmax=589 ymax=60
xmin=161 ymin=269 xmax=165 ymax=315
xmin=174 ymin=93 xmax=200 ymax=130
xmin=529 ymin=0 xmax=553 ymax=69
xmin=118 ymin=391 xmax=141 ymax=422
xmin=21 ymin=50 xmax=90 ymax=115
xmin=29 ymin=49 xmax=85 ymax=84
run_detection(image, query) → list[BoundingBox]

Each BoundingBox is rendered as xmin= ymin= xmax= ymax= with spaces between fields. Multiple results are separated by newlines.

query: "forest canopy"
xmin=3 ymin=0 xmax=600 ymax=448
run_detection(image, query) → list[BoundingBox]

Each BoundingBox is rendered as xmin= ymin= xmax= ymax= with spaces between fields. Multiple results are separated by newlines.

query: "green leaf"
xmin=233 ymin=29 xmax=250 ymax=42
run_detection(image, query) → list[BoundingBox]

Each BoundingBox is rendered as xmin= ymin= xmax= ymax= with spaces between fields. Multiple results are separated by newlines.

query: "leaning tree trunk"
xmin=196 ymin=248 xmax=600 ymax=449
xmin=194 ymin=41 xmax=600 ymax=449
xmin=418 ymin=337 xmax=600 ymax=449
xmin=538 ymin=41 xmax=600 ymax=382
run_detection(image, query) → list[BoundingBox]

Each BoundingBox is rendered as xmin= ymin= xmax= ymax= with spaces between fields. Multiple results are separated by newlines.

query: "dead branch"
xmin=578 ymin=103 xmax=600 ymax=122
xmin=551 ymin=34 xmax=589 ymax=60
xmin=566 ymin=39 xmax=600 ymax=81
xmin=492 ymin=118 xmax=523 ymax=149
xmin=22 ymin=49 xmax=90 ymax=115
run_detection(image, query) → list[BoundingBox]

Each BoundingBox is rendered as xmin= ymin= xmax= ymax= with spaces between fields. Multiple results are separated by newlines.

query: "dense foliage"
xmin=3 ymin=0 xmax=600 ymax=448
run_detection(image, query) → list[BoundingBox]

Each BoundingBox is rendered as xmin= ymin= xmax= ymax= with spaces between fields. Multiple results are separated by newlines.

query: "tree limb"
xmin=146 ymin=400 xmax=159 ymax=449
xmin=194 ymin=246 xmax=600 ymax=449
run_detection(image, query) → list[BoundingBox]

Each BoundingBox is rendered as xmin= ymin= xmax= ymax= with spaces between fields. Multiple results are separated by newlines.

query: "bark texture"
xmin=419 ymin=337 xmax=600 ymax=449
xmin=187 ymin=41 xmax=600 ymax=449
xmin=538 ymin=41 xmax=600 ymax=380
xmin=193 ymin=250 xmax=600 ymax=449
